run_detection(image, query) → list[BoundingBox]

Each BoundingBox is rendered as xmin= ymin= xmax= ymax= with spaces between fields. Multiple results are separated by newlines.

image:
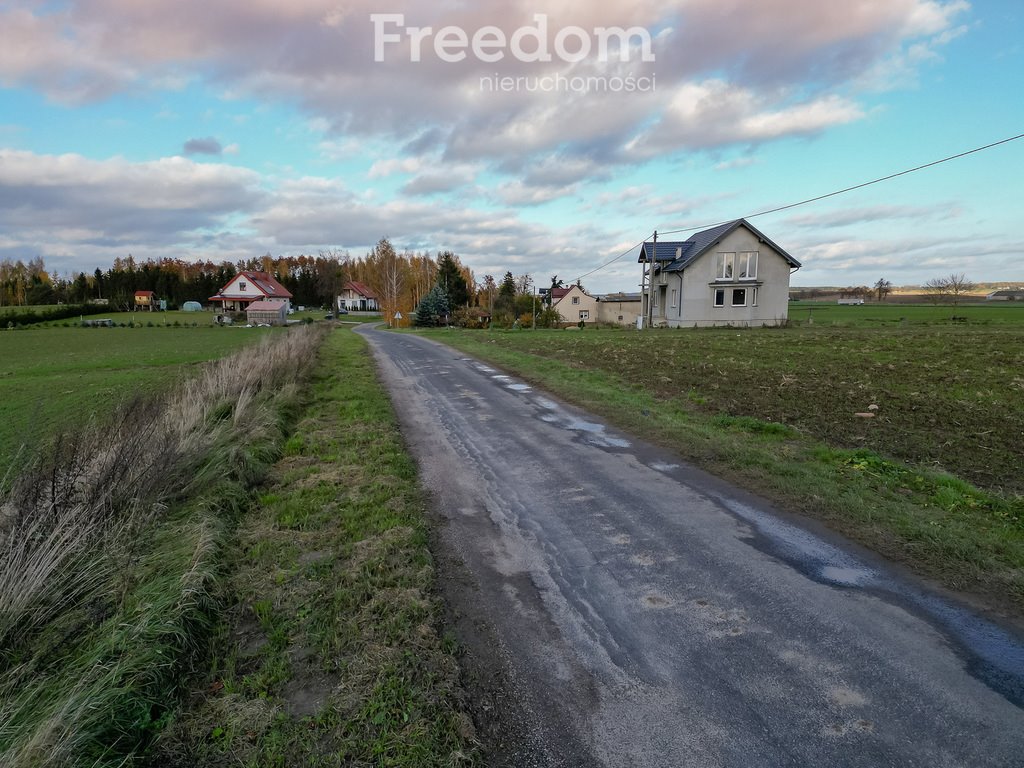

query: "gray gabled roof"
xmin=638 ymin=219 xmax=801 ymax=271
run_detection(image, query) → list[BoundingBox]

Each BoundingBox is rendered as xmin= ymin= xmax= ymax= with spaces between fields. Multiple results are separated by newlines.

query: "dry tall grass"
xmin=0 ymin=324 xmax=327 ymax=766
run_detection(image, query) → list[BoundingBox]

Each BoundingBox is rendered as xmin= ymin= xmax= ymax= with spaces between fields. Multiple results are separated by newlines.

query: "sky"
xmin=0 ymin=0 xmax=1021 ymax=291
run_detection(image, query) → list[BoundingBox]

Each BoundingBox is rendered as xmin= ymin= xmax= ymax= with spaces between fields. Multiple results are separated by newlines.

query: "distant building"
xmin=986 ymin=289 xmax=1024 ymax=301
xmin=245 ymin=299 xmax=289 ymax=326
xmin=209 ymin=271 xmax=293 ymax=312
xmin=134 ymin=290 xmax=156 ymax=311
xmin=598 ymin=292 xmax=643 ymax=326
xmin=552 ymin=285 xmax=599 ymax=324
xmin=338 ymin=281 xmax=380 ymax=312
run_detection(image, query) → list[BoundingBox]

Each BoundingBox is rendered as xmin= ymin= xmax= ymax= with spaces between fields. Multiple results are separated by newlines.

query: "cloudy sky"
xmin=0 ymin=0 xmax=1021 ymax=290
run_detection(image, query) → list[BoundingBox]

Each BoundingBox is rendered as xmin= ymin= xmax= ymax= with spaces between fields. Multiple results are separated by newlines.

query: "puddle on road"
xmin=820 ymin=566 xmax=875 ymax=587
xmin=713 ymin=494 xmax=1024 ymax=706
xmin=650 ymin=462 xmax=680 ymax=472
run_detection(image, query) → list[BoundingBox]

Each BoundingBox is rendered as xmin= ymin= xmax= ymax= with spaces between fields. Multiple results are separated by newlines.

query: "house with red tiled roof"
xmin=338 ymin=281 xmax=380 ymax=312
xmin=549 ymin=286 xmax=573 ymax=303
xmin=209 ymin=271 xmax=293 ymax=312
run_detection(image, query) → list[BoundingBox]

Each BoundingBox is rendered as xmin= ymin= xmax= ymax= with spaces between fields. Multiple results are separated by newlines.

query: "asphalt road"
xmin=358 ymin=325 xmax=1024 ymax=767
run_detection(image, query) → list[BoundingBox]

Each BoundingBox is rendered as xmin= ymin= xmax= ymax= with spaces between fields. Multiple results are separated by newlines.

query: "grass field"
xmin=0 ymin=326 xmax=275 ymax=469
xmin=784 ymin=301 xmax=1024 ymax=327
xmin=419 ymin=316 xmax=1024 ymax=614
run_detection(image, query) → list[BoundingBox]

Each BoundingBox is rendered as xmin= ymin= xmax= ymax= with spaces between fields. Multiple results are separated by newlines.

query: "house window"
xmin=752 ymin=287 xmax=758 ymax=306
xmin=670 ymin=288 xmax=678 ymax=307
xmin=713 ymin=288 xmax=725 ymax=307
xmin=732 ymin=288 xmax=747 ymax=306
xmin=579 ymin=310 xmax=590 ymax=320
xmin=618 ymin=315 xmax=623 ymax=321
xmin=572 ymin=296 xmax=580 ymax=305
xmin=716 ymin=252 xmax=735 ymax=280
xmin=738 ymin=252 xmax=758 ymax=279
xmin=239 ymin=281 xmax=247 ymax=291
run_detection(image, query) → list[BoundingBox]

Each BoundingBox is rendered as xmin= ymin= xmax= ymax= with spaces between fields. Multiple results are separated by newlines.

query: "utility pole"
xmin=532 ymin=278 xmax=537 ymax=330
xmin=639 ymin=238 xmax=647 ymax=329
xmin=647 ymin=230 xmax=657 ymax=330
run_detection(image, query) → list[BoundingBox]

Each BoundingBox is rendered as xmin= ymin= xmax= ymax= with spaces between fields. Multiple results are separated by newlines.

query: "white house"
xmin=338 ymin=281 xmax=380 ymax=312
xmin=640 ymin=219 xmax=800 ymax=328
xmin=552 ymin=285 xmax=599 ymax=324
xmin=209 ymin=271 xmax=292 ymax=312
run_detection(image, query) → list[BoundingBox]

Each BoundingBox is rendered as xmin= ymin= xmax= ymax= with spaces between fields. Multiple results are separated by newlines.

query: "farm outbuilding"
xmin=245 ymin=299 xmax=289 ymax=326
xmin=134 ymin=290 xmax=156 ymax=311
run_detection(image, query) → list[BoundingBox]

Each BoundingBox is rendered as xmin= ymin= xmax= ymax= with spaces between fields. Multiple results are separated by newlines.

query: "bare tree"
xmin=923 ymin=277 xmax=949 ymax=305
xmin=874 ymin=278 xmax=893 ymax=302
xmin=479 ymin=275 xmax=497 ymax=314
xmin=514 ymin=273 xmax=533 ymax=295
xmin=924 ymin=273 xmax=977 ymax=308
xmin=945 ymin=273 xmax=977 ymax=308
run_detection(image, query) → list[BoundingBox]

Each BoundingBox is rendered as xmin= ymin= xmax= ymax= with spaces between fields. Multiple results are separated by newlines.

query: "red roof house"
xmin=209 ymin=271 xmax=293 ymax=312
xmin=338 ymin=280 xmax=380 ymax=312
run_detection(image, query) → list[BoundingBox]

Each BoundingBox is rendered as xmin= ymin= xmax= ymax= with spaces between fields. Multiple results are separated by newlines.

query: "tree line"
xmin=0 ymin=241 xmax=553 ymax=327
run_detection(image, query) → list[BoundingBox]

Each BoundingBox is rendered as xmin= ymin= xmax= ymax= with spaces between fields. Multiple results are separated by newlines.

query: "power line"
xmin=577 ymin=237 xmax=647 ymax=282
xmin=659 ymin=132 xmax=1023 ymax=237
xmin=573 ymin=132 xmax=1023 ymax=282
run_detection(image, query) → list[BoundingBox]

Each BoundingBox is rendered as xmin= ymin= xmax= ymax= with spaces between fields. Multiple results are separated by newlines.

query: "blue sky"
xmin=0 ymin=0 xmax=1021 ymax=291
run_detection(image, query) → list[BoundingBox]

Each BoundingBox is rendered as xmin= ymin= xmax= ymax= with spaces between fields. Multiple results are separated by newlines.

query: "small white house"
xmin=640 ymin=219 xmax=801 ymax=327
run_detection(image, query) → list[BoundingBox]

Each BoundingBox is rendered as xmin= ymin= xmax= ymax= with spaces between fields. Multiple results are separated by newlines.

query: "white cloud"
xmin=0 ymin=0 xmax=971 ymax=170
xmin=785 ymin=203 xmax=962 ymax=229
xmin=0 ymin=150 xmax=264 ymax=255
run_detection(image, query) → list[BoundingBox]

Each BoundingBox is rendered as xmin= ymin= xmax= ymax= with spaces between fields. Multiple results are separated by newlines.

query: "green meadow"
xmin=0 ymin=325 xmax=275 ymax=469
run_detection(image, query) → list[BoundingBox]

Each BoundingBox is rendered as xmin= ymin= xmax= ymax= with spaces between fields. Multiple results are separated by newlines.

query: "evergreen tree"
xmin=413 ymin=285 xmax=450 ymax=327
xmin=436 ymin=251 xmax=470 ymax=308
xmin=493 ymin=271 xmax=518 ymax=326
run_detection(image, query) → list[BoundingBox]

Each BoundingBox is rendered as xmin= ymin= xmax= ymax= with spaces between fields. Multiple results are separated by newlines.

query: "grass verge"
xmin=417 ymin=328 xmax=1024 ymax=617
xmin=154 ymin=326 xmax=478 ymax=767
xmin=0 ymin=326 xmax=323 ymax=767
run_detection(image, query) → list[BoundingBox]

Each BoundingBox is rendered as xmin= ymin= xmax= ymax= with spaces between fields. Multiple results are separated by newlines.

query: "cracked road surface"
xmin=358 ymin=326 xmax=1024 ymax=767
